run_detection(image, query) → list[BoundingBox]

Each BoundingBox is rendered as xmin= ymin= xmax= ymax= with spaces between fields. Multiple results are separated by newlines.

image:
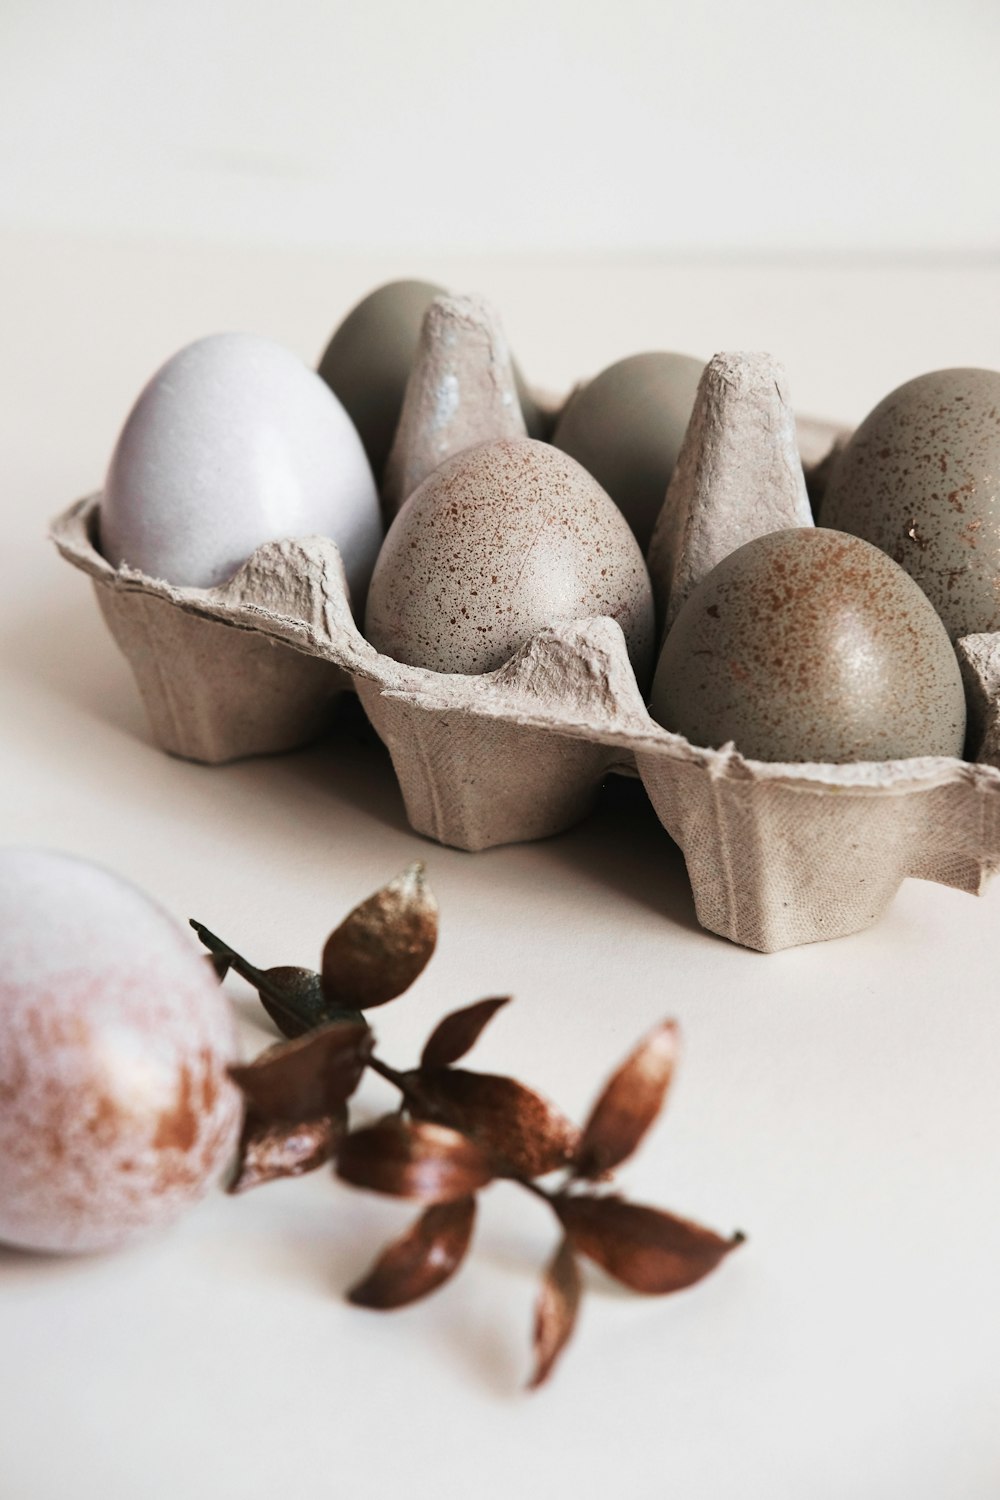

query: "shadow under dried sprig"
xmin=194 ymin=864 xmax=744 ymax=1390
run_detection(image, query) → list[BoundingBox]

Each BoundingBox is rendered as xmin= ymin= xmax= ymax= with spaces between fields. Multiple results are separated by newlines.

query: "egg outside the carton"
xmin=820 ymin=367 xmax=1000 ymax=641
xmin=0 ymin=849 xmax=240 ymax=1254
xmin=365 ymin=437 xmax=656 ymax=683
xmin=553 ymin=352 xmax=706 ymax=553
xmin=649 ymin=528 xmax=967 ymax=763
xmin=100 ymin=332 xmax=383 ymax=612
xmin=317 ymin=279 xmax=547 ymax=483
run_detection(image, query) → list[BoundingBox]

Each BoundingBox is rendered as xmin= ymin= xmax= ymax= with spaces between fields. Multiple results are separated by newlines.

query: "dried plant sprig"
xmin=194 ymin=865 xmax=744 ymax=1389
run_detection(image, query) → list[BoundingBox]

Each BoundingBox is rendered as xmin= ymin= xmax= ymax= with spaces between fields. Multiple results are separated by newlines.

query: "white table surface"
xmin=2 ymin=231 xmax=1000 ymax=1500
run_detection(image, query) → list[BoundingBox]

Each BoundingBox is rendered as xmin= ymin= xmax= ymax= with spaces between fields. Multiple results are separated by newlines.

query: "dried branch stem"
xmin=191 ymin=920 xmax=306 ymax=1033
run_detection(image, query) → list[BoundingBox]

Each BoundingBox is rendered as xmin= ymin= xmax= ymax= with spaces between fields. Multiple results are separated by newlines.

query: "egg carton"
xmin=51 ymin=328 xmax=1000 ymax=953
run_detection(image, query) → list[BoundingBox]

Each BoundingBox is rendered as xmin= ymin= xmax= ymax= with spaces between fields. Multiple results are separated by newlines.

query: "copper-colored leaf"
xmin=528 ymin=1236 xmax=581 ymax=1389
xmin=348 ymin=1197 xmax=477 ymax=1309
xmin=336 ymin=1117 xmax=492 ymax=1202
xmin=228 ymin=1020 xmax=372 ymax=1124
xmin=414 ymin=1068 xmax=581 ymax=1179
xmin=322 ymin=863 xmax=438 ymax=1010
xmin=575 ymin=1020 xmax=680 ymax=1179
xmin=228 ymin=1108 xmax=346 ymax=1193
xmin=420 ymin=997 xmax=511 ymax=1070
xmin=555 ymin=1194 xmax=744 ymax=1294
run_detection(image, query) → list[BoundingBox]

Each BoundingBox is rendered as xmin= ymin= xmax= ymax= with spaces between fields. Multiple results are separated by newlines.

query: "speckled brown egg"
xmin=317 ymin=280 xmax=545 ymax=482
xmin=820 ymin=368 xmax=1000 ymax=640
xmin=552 ymin=352 xmax=705 ymax=551
xmin=365 ymin=437 xmax=656 ymax=681
xmin=0 ymin=850 xmax=240 ymax=1254
xmin=648 ymin=528 xmax=966 ymax=763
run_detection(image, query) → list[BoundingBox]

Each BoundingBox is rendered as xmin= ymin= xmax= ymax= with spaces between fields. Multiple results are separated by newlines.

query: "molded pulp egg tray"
xmin=51 ymin=328 xmax=1000 ymax=954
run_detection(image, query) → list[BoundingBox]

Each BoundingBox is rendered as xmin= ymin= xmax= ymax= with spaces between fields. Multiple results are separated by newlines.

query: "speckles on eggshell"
xmin=820 ymin=368 xmax=1000 ymax=640
xmin=365 ymin=438 xmax=656 ymax=683
xmin=649 ymin=528 xmax=967 ymax=763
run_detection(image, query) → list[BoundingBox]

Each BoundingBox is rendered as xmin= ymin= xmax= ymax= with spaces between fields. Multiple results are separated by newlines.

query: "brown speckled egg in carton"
xmin=51 ymin=299 xmax=1000 ymax=952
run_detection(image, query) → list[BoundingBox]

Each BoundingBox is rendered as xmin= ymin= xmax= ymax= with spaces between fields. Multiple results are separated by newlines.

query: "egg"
xmin=648 ymin=528 xmax=966 ymax=763
xmin=100 ymin=333 xmax=383 ymax=609
xmin=317 ymin=279 xmax=546 ymax=482
xmin=0 ymin=850 xmax=240 ymax=1253
xmin=552 ymin=352 xmax=705 ymax=551
xmin=365 ymin=437 xmax=656 ymax=681
xmin=820 ymin=368 xmax=1000 ymax=640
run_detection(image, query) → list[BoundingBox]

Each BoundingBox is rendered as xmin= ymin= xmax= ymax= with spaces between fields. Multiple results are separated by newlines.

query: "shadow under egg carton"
xmin=51 ymin=492 xmax=1000 ymax=954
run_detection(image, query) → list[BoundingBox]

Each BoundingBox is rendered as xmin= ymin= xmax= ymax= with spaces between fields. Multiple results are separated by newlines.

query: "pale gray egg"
xmin=365 ymin=438 xmax=656 ymax=682
xmin=552 ymin=351 xmax=705 ymax=551
xmin=649 ymin=528 xmax=966 ymax=763
xmin=100 ymin=333 xmax=383 ymax=610
xmin=820 ymin=367 xmax=1000 ymax=640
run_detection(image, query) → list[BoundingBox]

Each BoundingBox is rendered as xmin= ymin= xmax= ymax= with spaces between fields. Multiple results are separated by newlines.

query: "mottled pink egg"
xmin=0 ymin=850 xmax=240 ymax=1253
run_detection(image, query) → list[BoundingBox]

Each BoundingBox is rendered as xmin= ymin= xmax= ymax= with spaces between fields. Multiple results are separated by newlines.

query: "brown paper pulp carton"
xmin=50 ymin=329 xmax=1000 ymax=953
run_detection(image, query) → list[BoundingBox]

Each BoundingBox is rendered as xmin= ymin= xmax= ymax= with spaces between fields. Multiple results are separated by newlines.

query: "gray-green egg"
xmin=365 ymin=437 xmax=655 ymax=682
xmin=552 ymin=352 xmax=705 ymax=552
xmin=318 ymin=279 xmax=545 ymax=482
xmin=648 ymin=528 xmax=966 ymax=763
xmin=820 ymin=367 xmax=1000 ymax=640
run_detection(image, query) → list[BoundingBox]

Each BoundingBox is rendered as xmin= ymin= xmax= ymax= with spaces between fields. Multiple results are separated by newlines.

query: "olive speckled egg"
xmin=553 ymin=352 xmax=705 ymax=551
xmin=0 ymin=850 xmax=240 ymax=1254
xmin=649 ymin=528 xmax=966 ymax=763
xmin=318 ymin=279 xmax=545 ymax=482
xmin=820 ymin=367 xmax=1000 ymax=640
xmin=365 ymin=438 xmax=656 ymax=682
xmin=101 ymin=333 xmax=383 ymax=607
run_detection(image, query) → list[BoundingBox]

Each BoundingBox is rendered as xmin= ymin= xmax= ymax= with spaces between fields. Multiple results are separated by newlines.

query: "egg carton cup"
xmin=52 ymin=500 xmax=1000 ymax=955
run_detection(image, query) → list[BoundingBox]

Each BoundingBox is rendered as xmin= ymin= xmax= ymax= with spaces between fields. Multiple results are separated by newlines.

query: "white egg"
xmin=100 ymin=333 xmax=383 ymax=609
xmin=0 ymin=849 xmax=240 ymax=1253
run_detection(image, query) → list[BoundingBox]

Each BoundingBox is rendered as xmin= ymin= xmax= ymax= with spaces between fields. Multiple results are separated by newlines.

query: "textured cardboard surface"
xmin=649 ymin=352 xmax=815 ymax=629
xmin=382 ymin=294 xmax=527 ymax=518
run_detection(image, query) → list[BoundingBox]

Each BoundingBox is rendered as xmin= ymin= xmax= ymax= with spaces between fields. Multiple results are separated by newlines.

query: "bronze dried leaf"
xmin=348 ymin=1196 xmax=477 ymax=1310
xmin=414 ymin=1068 xmax=581 ymax=1179
xmin=420 ymin=997 xmax=511 ymax=1070
xmin=228 ymin=1108 xmax=347 ymax=1194
xmin=337 ymin=1117 xmax=493 ymax=1203
xmin=575 ymin=1019 xmax=680 ymax=1179
xmin=528 ymin=1236 xmax=581 ymax=1389
xmin=555 ymin=1194 xmax=744 ymax=1295
xmin=228 ymin=1019 xmax=372 ymax=1124
xmin=322 ymin=863 xmax=438 ymax=1010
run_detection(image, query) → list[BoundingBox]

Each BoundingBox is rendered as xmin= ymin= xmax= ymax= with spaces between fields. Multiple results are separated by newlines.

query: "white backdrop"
xmin=2 ymin=0 xmax=998 ymax=254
